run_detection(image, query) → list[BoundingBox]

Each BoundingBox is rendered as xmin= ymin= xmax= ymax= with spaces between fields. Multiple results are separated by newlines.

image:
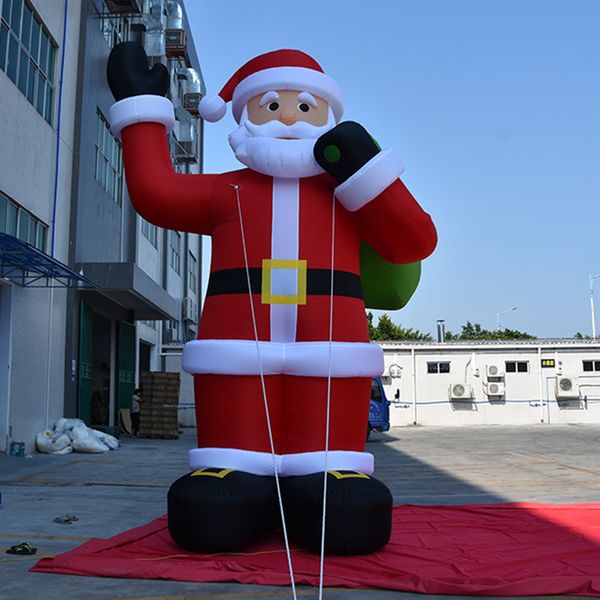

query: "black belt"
xmin=206 ymin=268 xmax=363 ymax=299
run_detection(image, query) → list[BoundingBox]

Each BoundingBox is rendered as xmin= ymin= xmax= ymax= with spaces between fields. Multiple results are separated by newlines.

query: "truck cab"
xmin=367 ymin=377 xmax=390 ymax=439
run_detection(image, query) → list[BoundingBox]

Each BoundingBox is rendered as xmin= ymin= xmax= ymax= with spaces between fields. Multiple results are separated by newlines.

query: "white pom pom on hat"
xmin=199 ymin=48 xmax=343 ymax=124
xmin=198 ymin=95 xmax=227 ymax=122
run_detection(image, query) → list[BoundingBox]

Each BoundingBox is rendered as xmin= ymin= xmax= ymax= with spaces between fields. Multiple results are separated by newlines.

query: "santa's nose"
xmin=279 ymin=110 xmax=297 ymax=125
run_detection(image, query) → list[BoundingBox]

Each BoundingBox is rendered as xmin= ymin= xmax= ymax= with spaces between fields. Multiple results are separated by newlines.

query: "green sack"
xmin=360 ymin=242 xmax=421 ymax=310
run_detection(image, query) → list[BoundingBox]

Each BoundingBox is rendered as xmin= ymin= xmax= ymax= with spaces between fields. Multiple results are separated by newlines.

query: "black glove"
xmin=106 ymin=42 xmax=169 ymax=102
xmin=314 ymin=121 xmax=381 ymax=184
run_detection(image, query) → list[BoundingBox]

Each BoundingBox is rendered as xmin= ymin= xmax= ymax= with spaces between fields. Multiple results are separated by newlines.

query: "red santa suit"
xmin=109 ymin=51 xmax=437 ymax=478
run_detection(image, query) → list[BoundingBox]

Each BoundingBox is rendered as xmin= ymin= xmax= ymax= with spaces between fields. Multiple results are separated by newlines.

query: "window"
xmin=164 ymin=319 xmax=181 ymax=343
xmin=506 ymin=361 xmax=529 ymax=373
xmin=98 ymin=0 xmax=129 ymax=49
xmin=169 ymin=231 xmax=181 ymax=274
xmin=6 ymin=199 xmax=17 ymax=235
xmin=95 ymin=110 xmax=123 ymax=204
xmin=188 ymin=251 xmax=197 ymax=291
xmin=141 ymin=218 xmax=158 ymax=248
xmin=0 ymin=0 xmax=57 ymax=124
xmin=0 ymin=192 xmax=5 ymax=232
xmin=370 ymin=378 xmax=382 ymax=402
xmin=427 ymin=361 xmax=450 ymax=374
xmin=583 ymin=361 xmax=600 ymax=372
xmin=0 ymin=190 xmax=48 ymax=251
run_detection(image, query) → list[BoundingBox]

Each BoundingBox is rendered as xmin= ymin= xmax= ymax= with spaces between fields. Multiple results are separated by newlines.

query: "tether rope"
xmin=318 ymin=190 xmax=337 ymax=599
xmin=232 ymin=183 xmax=298 ymax=600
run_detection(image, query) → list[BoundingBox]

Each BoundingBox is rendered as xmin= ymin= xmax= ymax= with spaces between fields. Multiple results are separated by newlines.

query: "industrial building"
xmin=0 ymin=0 xmax=204 ymax=453
xmin=380 ymin=338 xmax=600 ymax=427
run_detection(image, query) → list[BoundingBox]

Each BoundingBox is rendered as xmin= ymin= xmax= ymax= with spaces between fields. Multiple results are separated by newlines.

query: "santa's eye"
xmin=267 ymin=102 xmax=280 ymax=112
xmin=298 ymin=102 xmax=310 ymax=113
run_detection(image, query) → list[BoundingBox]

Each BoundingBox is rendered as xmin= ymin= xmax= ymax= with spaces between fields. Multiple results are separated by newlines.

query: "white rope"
xmin=231 ymin=184 xmax=297 ymax=600
xmin=318 ymin=190 xmax=337 ymax=599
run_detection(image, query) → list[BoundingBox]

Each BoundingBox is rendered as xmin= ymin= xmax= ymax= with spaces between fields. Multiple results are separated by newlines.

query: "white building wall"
xmin=10 ymin=287 xmax=69 ymax=444
xmin=167 ymin=249 xmax=184 ymax=299
xmin=0 ymin=0 xmax=81 ymax=452
xmin=137 ymin=223 xmax=163 ymax=284
xmin=0 ymin=284 xmax=12 ymax=450
xmin=380 ymin=341 xmax=600 ymax=427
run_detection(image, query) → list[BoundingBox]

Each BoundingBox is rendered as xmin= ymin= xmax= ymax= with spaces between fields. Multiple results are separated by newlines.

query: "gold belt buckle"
xmin=261 ymin=259 xmax=307 ymax=305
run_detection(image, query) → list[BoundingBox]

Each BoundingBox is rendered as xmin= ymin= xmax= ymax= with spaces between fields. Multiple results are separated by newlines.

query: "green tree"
xmin=450 ymin=321 xmax=535 ymax=341
xmin=366 ymin=311 xmax=376 ymax=339
xmin=375 ymin=314 xmax=400 ymax=340
xmin=367 ymin=312 xmax=432 ymax=341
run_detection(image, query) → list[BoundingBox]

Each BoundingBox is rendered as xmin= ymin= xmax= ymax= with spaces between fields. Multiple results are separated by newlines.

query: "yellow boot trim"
xmin=191 ymin=468 xmax=235 ymax=478
xmin=328 ymin=470 xmax=370 ymax=480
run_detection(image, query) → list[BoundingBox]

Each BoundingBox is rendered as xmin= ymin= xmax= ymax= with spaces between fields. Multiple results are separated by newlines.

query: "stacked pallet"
xmin=139 ymin=371 xmax=180 ymax=439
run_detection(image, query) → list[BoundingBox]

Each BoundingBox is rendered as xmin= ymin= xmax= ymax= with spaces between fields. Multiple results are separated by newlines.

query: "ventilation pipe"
xmin=166 ymin=0 xmax=182 ymax=28
xmin=436 ymin=319 xmax=446 ymax=343
xmin=176 ymin=67 xmax=203 ymax=115
xmin=131 ymin=0 xmax=166 ymax=57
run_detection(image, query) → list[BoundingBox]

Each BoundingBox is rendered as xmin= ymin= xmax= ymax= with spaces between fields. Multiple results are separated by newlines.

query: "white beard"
xmin=229 ymin=108 xmax=336 ymax=179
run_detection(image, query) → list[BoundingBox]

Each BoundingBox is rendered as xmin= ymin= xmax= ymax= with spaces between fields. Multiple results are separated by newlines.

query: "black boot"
xmin=281 ymin=471 xmax=392 ymax=555
xmin=168 ymin=468 xmax=277 ymax=553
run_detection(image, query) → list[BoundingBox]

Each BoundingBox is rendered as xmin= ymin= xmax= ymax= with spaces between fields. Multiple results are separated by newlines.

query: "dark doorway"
xmin=139 ymin=341 xmax=151 ymax=385
xmin=91 ymin=312 xmax=112 ymax=426
xmin=78 ymin=302 xmax=113 ymax=427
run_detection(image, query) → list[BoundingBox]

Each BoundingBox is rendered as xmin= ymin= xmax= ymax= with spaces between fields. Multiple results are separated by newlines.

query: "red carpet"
xmin=32 ymin=503 xmax=600 ymax=595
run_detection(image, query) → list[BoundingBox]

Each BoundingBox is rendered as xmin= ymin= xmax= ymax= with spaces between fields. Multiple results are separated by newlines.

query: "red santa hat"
xmin=199 ymin=49 xmax=343 ymax=124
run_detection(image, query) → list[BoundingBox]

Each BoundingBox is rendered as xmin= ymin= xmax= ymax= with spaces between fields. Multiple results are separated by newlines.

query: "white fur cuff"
xmin=188 ymin=447 xmax=375 ymax=476
xmin=108 ymin=95 xmax=175 ymax=139
xmin=182 ymin=339 xmax=384 ymax=377
xmin=335 ymin=149 xmax=405 ymax=212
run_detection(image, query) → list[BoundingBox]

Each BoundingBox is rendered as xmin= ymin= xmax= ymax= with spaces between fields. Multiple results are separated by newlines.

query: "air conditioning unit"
xmin=388 ymin=364 xmax=402 ymax=378
xmin=173 ymin=140 xmax=196 ymax=164
xmin=166 ymin=0 xmax=184 ymax=57
xmin=172 ymin=122 xmax=197 ymax=164
xmin=166 ymin=29 xmax=186 ymax=57
xmin=555 ymin=376 xmax=580 ymax=400
xmin=183 ymin=297 xmax=198 ymax=322
xmin=105 ymin=0 xmax=142 ymax=14
xmin=183 ymin=91 xmax=201 ymax=115
xmin=449 ymin=382 xmax=473 ymax=401
xmin=484 ymin=381 xmax=505 ymax=396
xmin=486 ymin=364 xmax=504 ymax=378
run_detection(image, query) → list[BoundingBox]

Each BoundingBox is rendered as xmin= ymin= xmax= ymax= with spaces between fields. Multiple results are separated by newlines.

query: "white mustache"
xmin=244 ymin=119 xmax=330 ymax=140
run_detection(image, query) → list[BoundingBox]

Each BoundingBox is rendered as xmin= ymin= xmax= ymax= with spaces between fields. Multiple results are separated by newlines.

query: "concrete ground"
xmin=2 ymin=423 xmax=600 ymax=600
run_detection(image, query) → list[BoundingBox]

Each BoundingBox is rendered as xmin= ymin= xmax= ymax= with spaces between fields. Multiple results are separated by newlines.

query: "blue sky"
xmin=185 ymin=0 xmax=600 ymax=339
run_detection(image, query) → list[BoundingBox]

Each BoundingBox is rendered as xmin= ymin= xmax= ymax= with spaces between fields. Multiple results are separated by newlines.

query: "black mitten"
xmin=107 ymin=42 xmax=169 ymax=102
xmin=314 ymin=121 xmax=381 ymax=184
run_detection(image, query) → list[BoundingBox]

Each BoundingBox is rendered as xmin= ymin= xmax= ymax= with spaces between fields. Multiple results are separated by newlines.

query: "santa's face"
xmin=246 ymin=89 xmax=330 ymax=127
xmin=229 ymin=89 xmax=336 ymax=179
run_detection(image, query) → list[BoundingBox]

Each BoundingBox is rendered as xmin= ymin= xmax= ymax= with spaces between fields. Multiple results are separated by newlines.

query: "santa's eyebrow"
xmin=259 ymin=91 xmax=280 ymax=106
xmin=298 ymin=92 xmax=318 ymax=107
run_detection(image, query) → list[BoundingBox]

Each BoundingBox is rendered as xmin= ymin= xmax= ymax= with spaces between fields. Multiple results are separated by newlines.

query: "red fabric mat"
xmin=32 ymin=503 xmax=600 ymax=596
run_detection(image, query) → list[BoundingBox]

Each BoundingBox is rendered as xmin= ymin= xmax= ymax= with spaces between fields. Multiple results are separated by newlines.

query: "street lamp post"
xmin=589 ymin=274 xmax=600 ymax=339
xmin=497 ymin=306 xmax=518 ymax=330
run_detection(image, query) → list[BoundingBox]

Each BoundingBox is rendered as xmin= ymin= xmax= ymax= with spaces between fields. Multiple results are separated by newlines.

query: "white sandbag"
xmin=54 ymin=418 xmax=85 ymax=434
xmin=36 ymin=431 xmax=72 ymax=454
xmin=49 ymin=445 xmax=73 ymax=455
xmin=68 ymin=424 xmax=110 ymax=453
xmin=92 ymin=429 xmax=119 ymax=450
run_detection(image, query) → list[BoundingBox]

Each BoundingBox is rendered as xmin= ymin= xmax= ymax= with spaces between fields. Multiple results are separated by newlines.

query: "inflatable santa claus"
xmin=107 ymin=44 xmax=437 ymax=555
